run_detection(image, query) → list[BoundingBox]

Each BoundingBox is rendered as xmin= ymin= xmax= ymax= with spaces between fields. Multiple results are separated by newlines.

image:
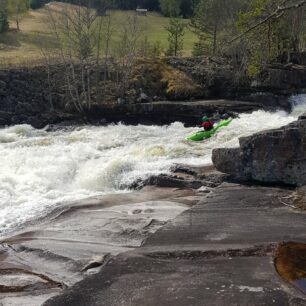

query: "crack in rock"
xmin=144 ymin=244 xmax=278 ymax=260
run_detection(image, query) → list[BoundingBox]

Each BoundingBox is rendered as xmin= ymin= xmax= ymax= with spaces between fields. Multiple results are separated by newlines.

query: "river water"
xmin=0 ymin=96 xmax=305 ymax=235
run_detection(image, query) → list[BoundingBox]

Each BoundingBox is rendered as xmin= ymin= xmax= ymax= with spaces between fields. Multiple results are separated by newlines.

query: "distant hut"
xmin=136 ymin=8 xmax=148 ymax=16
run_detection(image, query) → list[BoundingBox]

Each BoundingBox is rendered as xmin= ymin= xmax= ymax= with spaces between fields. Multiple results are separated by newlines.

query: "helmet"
xmin=202 ymin=116 xmax=209 ymax=122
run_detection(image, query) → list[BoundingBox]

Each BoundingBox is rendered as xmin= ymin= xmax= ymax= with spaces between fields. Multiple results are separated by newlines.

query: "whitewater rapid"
xmin=0 ymin=95 xmax=305 ymax=235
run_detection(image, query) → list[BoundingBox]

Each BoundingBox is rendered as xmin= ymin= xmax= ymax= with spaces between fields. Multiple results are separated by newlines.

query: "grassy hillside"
xmin=0 ymin=2 xmax=197 ymax=68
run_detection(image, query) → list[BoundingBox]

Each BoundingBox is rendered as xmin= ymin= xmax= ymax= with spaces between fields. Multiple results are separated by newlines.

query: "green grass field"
xmin=0 ymin=3 xmax=197 ymax=68
xmin=110 ymin=10 xmax=197 ymax=53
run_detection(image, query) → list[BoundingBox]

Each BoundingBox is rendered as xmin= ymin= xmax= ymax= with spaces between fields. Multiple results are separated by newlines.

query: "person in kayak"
xmin=200 ymin=116 xmax=214 ymax=131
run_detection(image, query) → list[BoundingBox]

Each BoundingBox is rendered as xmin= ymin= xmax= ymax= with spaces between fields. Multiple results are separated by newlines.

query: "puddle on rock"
xmin=275 ymin=242 xmax=306 ymax=295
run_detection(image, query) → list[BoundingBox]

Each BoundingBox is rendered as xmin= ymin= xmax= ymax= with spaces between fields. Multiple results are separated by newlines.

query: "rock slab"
xmin=212 ymin=118 xmax=306 ymax=186
xmin=43 ymin=184 xmax=306 ymax=306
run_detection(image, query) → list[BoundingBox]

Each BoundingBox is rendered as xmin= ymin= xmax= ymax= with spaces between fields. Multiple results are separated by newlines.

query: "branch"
xmin=230 ymin=0 xmax=306 ymax=43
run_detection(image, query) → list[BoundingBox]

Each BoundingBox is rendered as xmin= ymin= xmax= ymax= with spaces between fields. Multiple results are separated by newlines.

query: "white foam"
xmin=0 ymin=96 xmax=305 ymax=234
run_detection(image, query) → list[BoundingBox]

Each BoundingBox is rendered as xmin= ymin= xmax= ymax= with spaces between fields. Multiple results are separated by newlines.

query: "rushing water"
xmin=0 ymin=96 xmax=305 ymax=235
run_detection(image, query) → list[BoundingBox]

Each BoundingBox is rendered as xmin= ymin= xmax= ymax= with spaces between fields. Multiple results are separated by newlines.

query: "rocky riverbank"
xmin=40 ymin=112 xmax=306 ymax=306
xmin=0 ymin=187 xmax=201 ymax=306
xmin=0 ymin=56 xmax=306 ymax=128
xmin=1 ymin=157 xmax=306 ymax=305
xmin=43 ymin=183 xmax=306 ymax=306
xmin=1 ymin=57 xmax=306 ymax=305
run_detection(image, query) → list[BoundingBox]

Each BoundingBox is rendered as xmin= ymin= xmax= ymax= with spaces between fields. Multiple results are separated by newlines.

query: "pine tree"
xmin=159 ymin=0 xmax=181 ymax=17
xmin=165 ymin=16 xmax=185 ymax=56
xmin=190 ymin=0 xmax=229 ymax=55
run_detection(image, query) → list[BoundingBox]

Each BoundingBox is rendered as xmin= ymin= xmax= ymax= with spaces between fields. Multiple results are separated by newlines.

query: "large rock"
xmin=99 ymin=100 xmax=261 ymax=126
xmin=254 ymin=64 xmax=306 ymax=92
xmin=43 ymin=184 xmax=306 ymax=306
xmin=212 ymin=118 xmax=306 ymax=186
xmin=0 ymin=187 xmax=199 ymax=306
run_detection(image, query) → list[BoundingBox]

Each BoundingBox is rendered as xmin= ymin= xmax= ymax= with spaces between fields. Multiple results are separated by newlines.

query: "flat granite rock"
xmin=43 ymin=253 xmax=305 ymax=306
xmin=43 ymin=184 xmax=306 ymax=306
xmin=0 ymin=187 xmax=200 ymax=306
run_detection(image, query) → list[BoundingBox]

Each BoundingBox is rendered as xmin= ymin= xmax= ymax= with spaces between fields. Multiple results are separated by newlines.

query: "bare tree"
xmin=45 ymin=2 xmax=112 ymax=118
xmin=115 ymin=13 xmax=144 ymax=101
xmin=230 ymin=0 xmax=306 ymax=43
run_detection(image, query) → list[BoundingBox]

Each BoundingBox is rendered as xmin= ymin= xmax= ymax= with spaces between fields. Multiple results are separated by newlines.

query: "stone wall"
xmin=0 ymin=67 xmax=66 ymax=128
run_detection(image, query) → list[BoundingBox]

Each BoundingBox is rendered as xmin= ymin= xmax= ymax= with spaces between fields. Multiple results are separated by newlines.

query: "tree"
xmin=0 ymin=0 xmax=8 ymax=33
xmin=115 ymin=13 xmax=144 ymax=99
xmin=8 ymin=0 xmax=30 ymax=30
xmin=45 ymin=1 xmax=110 ymax=117
xmin=30 ymin=0 xmax=49 ymax=9
xmin=165 ymin=16 xmax=185 ymax=56
xmin=159 ymin=0 xmax=181 ymax=17
xmin=190 ymin=0 xmax=232 ymax=55
xmin=180 ymin=0 xmax=196 ymax=17
xmin=236 ymin=0 xmax=306 ymax=75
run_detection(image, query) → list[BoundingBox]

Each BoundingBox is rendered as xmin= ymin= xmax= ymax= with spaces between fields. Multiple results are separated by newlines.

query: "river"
xmin=0 ymin=95 xmax=305 ymax=235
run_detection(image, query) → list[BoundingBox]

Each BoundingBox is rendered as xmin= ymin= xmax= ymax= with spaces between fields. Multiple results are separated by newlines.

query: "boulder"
xmin=137 ymin=92 xmax=150 ymax=103
xmin=212 ymin=118 xmax=306 ymax=186
xmin=26 ymin=116 xmax=46 ymax=129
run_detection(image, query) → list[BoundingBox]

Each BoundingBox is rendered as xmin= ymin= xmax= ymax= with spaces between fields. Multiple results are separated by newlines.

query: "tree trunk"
xmin=213 ymin=22 xmax=217 ymax=55
xmin=16 ymin=8 xmax=20 ymax=31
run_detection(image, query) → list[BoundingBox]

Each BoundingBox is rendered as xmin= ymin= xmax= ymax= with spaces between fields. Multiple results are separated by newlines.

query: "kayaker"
xmin=200 ymin=116 xmax=214 ymax=131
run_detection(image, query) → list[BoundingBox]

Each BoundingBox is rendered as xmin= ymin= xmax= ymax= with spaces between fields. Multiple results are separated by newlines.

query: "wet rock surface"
xmin=132 ymin=164 xmax=230 ymax=190
xmin=0 ymin=187 xmax=200 ymax=306
xmin=213 ymin=116 xmax=306 ymax=186
xmin=43 ymin=183 xmax=306 ymax=306
xmin=99 ymin=100 xmax=261 ymax=127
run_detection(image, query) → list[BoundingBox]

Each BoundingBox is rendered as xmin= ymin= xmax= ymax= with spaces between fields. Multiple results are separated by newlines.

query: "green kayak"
xmin=186 ymin=118 xmax=233 ymax=142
